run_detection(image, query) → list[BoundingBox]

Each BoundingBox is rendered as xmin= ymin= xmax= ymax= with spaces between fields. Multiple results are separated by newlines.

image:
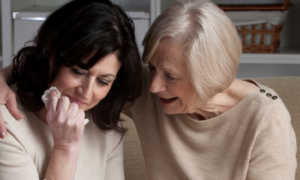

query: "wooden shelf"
xmin=240 ymin=47 xmax=300 ymax=64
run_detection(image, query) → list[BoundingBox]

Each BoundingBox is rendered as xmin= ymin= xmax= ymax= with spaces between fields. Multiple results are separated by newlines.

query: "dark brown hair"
xmin=12 ymin=0 xmax=142 ymax=133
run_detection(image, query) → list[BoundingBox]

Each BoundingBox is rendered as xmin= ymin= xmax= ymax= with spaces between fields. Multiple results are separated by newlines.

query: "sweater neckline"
xmin=180 ymin=79 xmax=263 ymax=130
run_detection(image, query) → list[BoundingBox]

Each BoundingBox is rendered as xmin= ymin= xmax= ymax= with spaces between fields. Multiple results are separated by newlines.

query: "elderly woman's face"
xmin=149 ymin=39 xmax=198 ymax=115
xmin=49 ymin=53 xmax=121 ymax=111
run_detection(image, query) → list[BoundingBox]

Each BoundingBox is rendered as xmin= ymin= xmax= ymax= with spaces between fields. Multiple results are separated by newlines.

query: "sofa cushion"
xmin=122 ymin=114 xmax=146 ymax=180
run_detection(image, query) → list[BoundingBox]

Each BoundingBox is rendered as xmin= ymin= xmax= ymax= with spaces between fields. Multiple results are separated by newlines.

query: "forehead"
xmin=150 ymin=39 xmax=186 ymax=73
xmin=92 ymin=53 xmax=121 ymax=72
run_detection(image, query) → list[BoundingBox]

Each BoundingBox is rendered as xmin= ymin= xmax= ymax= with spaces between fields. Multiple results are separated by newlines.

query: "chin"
xmin=162 ymin=107 xmax=179 ymax=115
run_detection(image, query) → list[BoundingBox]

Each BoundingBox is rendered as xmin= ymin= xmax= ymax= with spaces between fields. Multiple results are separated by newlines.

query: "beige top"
xmin=0 ymin=90 xmax=124 ymax=180
xmin=124 ymin=67 xmax=297 ymax=180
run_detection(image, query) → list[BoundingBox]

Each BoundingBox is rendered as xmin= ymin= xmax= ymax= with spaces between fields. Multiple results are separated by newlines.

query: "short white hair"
xmin=142 ymin=0 xmax=242 ymax=102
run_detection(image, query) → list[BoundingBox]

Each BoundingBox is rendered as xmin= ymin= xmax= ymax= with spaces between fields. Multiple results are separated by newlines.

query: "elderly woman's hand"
xmin=0 ymin=74 xmax=23 ymax=139
xmin=46 ymin=90 xmax=85 ymax=151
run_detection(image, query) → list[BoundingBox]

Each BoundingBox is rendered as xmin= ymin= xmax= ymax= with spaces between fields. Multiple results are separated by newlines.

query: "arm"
xmin=0 ymin=105 xmax=41 ymax=180
xmin=44 ymin=90 xmax=85 ymax=180
xmin=246 ymin=101 xmax=297 ymax=180
xmin=0 ymin=65 xmax=23 ymax=138
xmin=45 ymin=147 xmax=81 ymax=180
xmin=0 ymin=92 xmax=84 ymax=180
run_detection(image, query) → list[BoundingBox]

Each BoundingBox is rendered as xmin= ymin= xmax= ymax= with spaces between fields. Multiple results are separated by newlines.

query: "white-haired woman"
xmin=0 ymin=0 xmax=297 ymax=179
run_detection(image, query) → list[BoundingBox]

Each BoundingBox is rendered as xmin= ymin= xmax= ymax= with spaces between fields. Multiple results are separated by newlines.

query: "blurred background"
xmin=0 ymin=0 xmax=299 ymax=78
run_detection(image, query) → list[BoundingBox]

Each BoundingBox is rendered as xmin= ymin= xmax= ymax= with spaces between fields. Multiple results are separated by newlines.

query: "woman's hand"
xmin=0 ymin=68 xmax=23 ymax=139
xmin=44 ymin=90 xmax=85 ymax=180
xmin=46 ymin=90 xmax=85 ymax=151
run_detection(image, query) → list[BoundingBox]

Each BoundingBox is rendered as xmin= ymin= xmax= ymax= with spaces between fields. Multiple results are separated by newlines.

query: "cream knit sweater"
xmin=0 ymin=87 xmax=124 ymax=180
xmin=124 ymin=68 xmax=297 ymax=180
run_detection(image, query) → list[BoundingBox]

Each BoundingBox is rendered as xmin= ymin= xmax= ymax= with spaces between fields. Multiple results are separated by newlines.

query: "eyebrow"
xmin=101 ymin=74 xmax=116 ymax=78
xmin=164 ymin=67 xmax=179 ymax=75
xmin=149 ymin=62 xmax=179 ymax=75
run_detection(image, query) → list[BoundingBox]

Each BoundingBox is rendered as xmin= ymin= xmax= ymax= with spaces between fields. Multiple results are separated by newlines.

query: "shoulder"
xmin=232 ymin=79 xmax=291 ymax=131
xmin=1 ymin=84 xmax=44 ymax=144
xmin=243 ymin=79 xmax=286 ymax=107
xmin=246 ymin=80 xmax=291 ymax=133
xmin=0 ymin=104 xmax=30 ymax=129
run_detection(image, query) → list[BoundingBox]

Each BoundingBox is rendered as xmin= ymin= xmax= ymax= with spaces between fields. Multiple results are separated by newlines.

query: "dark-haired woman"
xmin=0 ymin=0 xmax=142 ymax=179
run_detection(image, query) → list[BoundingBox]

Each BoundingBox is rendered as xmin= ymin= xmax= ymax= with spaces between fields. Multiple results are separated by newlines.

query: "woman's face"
xmin=49 ymin=53 xmax=121 ymax=111
xmin=149 ymin=39 xmax=199 ymax=115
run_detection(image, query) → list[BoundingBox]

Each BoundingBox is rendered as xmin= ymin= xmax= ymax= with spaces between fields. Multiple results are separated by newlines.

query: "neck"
xmin=187 ymin=102 xmax=230 ymax=120
xmin=187 ymin=80 xmax=239 ymax=120
xmin=187 ymin=79 xmax=260 ymax=120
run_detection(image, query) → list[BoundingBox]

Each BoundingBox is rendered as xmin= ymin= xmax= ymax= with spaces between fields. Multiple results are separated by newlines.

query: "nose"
xmin=149 ymin=72 xmax=167 ymax=93
xmin=77 ymin=78 xmax=94 ymax=100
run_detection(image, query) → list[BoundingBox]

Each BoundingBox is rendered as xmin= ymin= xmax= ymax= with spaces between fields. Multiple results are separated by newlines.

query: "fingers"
xmin=75 ymin=109 xmax=85 ymax=134
xmin=46 ymin=90 xmax=59 ymax=124
xmin=69 ymin=102 xmax=79 ymax=116
xmin=69 ymin=103 xmax=85 ymax=127
xmin=50 ymin=89 xmax=58 ymax=96
xmin=6 ymin=95 xmax=24 ymax=120
xmin=47 ymin=90 xmax=59 ymax=113
xmin=0 ymin=110 xmax=7 ymax=139
xmin=56 ymin=96 xmax=70 ymax=113
xmin=48 ymin=101 xmax=85 ymax=149
xmin=76 ymin=109 xmax=85 ymax=125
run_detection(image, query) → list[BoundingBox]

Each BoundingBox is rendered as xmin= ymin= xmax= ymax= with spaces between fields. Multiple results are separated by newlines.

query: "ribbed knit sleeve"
xmin=246 ymin=99 xmax=297 ymax=180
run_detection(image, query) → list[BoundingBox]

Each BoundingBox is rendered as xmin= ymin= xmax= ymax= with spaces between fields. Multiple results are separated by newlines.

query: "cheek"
xmin=172 ymin=83 xmax=196 ymax=102
xmin=51 ymin=73 xmax=78 ymax=91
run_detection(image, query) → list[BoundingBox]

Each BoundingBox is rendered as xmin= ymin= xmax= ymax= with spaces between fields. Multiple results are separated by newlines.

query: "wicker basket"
xmin=219 ymin=0 xmax=292 ymax=53
xmin=219 ymin=0 xmax=292 ymax=11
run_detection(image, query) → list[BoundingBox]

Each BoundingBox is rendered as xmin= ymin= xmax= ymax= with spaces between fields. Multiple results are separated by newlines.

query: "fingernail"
xmin=0 ymin=132 xmax=5 ymax=139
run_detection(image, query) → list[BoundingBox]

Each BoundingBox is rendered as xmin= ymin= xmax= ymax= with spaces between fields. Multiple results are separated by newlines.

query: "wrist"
xmin=53 ymin=143 xmax=81 ymax=155
xmin=46 ymin=145 xmax=80 ymax=180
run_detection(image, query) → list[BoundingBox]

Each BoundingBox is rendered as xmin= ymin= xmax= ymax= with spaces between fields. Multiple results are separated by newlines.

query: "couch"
xmin=122 ymin=76 xmax=300 ymax=180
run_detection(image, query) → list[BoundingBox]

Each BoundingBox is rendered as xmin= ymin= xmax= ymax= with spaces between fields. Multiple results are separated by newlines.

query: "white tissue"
xmin=41 ymin=87 xmax=61 ymax=109
xmin=41 ymin=86 xmax=89 ymax=125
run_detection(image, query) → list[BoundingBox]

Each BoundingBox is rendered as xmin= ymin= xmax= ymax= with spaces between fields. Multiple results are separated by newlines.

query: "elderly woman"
xmin=0 ymin=0 xmax=297 ymax=179
xmin=0 ymin=0 xmax=142 ymax=179
xmin=128 ymin=0 xmax=296 ymax=179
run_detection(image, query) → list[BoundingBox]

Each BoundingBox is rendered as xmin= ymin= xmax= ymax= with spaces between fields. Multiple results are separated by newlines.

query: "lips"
xmin=65 ymin=95 xmax=88 ymax=106
xmin=159 ymin=97 xmax=178 ymax=106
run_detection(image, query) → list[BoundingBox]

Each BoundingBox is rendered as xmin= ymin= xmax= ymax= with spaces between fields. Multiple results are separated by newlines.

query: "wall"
xmin=281 ymin=1 xmax=300 ymax=47
xmin=35 ymin=0 xmax=70 ymax=6
xmin=11 ymin=0 xmax=34 ymax=11
xmin=112 ymin=0 xmax=149 ymax=7
xmin=211 ymin=0 xmax=283 ymax=4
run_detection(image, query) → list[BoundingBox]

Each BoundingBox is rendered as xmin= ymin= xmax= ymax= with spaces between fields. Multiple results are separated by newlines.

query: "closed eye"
xmin=97 ymin=79 xmax=109 ymax=86
xmin=166 ymin=75 xmax=177 ymax=81
xmin=71 ymin=68 xmax=85 ymax=76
